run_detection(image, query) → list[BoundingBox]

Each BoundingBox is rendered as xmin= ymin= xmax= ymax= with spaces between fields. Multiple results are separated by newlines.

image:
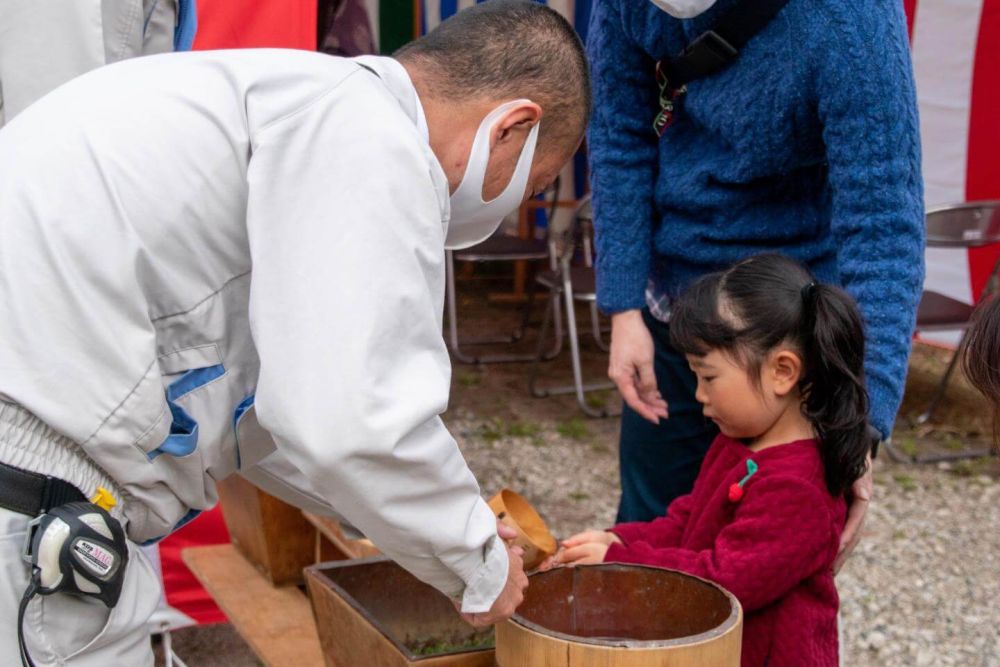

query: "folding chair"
xmin=445 ymin=180 xmax=562 ymax=364
xmin=528 ymin=195 xmax=618 ymax=417
xmin=914 ymin=201 xmax=1000 ymax=424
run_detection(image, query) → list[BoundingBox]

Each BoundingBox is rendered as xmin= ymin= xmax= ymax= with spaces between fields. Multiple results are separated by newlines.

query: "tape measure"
xmin=18 ymin=501 xmax=128 ymax=667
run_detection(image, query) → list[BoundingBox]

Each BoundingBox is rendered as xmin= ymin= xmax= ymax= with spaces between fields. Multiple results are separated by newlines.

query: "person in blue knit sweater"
xmin=589 ymin=0 xmax=924 ymax=569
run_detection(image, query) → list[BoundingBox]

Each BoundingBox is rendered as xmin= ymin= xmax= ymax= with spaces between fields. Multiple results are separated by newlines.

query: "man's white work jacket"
xmin=0 ymin=50 xmax=507 ymax=612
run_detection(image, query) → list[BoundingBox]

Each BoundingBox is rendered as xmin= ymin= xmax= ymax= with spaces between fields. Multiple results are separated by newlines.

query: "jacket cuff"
xmin=459 ymin=534 xmax=508 ymax=613
xmin=866 ymin=376 xmax=897 ymax=442
xmin=604 ymin=541 xmax=632 ymax=563
xmin=596 ymin=263 xmax=649 ymax=315
xmin=608 ymin=522 xmax=645 ymax=546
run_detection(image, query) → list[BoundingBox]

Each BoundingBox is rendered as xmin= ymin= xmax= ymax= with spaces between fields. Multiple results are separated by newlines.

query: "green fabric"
xmin=379 ymin=0 xmax=416 ymax=54
xmin=738 ymin=459 xmax=759 ymax=487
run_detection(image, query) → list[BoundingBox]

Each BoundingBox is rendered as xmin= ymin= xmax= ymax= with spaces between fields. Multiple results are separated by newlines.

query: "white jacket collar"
xmin=351 ymin=55 xmax=429 ymax=143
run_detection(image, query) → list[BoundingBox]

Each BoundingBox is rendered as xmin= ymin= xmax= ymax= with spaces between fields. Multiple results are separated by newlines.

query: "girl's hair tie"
xmin=801 ymin=281 xmax=818 ymax=304
xmin=801 ymin=281 xmax=819 ymax=328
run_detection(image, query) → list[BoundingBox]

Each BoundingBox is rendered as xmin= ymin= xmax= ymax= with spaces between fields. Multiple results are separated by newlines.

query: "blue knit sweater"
xmin=587 ymin=0 xmax=925 ymax=436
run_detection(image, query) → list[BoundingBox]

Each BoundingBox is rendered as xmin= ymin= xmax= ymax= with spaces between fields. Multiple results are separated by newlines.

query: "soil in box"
xmin=305 ymin=557 xmax=495 ymax=667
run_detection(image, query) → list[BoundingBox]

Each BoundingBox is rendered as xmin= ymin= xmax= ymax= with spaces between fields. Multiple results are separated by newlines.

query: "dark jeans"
xmin=615 ymin=309 xmax=719 ymax=524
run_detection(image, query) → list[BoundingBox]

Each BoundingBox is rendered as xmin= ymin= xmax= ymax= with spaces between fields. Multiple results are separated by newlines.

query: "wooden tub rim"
xmin=507 ymin=563 xmax=743 ymax=649
xmin=305 ymin=556 xmax=495 ymax=662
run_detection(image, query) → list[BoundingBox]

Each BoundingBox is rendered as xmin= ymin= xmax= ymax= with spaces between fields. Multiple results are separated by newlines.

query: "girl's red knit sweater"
xmin=606 ymin=434 xmax=846 ymax=667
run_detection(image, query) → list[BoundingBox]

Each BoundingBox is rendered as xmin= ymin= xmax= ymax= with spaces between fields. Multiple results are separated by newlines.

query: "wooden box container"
xmin=302 ymin=511 xmax=381 ymax=563
xmin=305 ymin=558 xmax=495 ymax=667
xmin=496 ymin=564 xmax=742 ymax=666
xmin=216 ymin=474 xmax=316 ymax=586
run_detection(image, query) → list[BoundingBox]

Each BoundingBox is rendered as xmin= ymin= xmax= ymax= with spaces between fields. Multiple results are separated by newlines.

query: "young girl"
xmin=549 ymin=253 xmax=871 ymax=667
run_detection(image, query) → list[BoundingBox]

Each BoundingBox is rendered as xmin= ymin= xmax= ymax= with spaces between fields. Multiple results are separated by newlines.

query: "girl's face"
xmin=686 ymin=349 xmax=791 ymax=440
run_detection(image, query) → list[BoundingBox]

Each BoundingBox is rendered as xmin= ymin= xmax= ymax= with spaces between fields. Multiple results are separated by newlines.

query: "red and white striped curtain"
xmin=909 ymin=0 xmax=1000 ymax=326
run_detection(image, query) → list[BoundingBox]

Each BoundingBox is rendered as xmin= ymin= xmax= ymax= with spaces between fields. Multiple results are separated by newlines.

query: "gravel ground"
xmin=839 ymin=463 xmax=1000 ymax=666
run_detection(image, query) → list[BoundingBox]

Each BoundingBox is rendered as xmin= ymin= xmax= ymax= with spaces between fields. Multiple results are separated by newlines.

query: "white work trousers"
xmin=0 ymin=508 xmax=159 ymax=666
xmin=0 ymin=0 xmax=176 ymax=126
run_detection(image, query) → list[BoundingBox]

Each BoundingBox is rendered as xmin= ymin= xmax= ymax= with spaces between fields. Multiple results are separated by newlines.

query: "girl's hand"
xmin=562 ymin=530 xmax=622 ymax=548
xmin=552 ymin=530 xmax=623 ymax=567
xmin=536 ymin=554 xmax=560 ymax=572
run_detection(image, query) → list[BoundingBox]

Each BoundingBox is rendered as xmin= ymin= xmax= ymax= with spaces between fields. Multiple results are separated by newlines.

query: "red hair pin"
xmin=728 ymin=459 xmax=759 ymax=502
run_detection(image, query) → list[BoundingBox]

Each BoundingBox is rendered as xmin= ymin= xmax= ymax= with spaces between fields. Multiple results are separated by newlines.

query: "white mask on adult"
xmin=445 ymin=99 xmax=540 ymax=250
xmin=648 ymin=0 xmax=718 ymax=18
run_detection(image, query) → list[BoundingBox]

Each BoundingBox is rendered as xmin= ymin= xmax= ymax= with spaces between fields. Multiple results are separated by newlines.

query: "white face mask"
xmin=445 ymin=100 xmax=540 ymax=250
xmin=648 ymin=0 xmax=718 ymax=18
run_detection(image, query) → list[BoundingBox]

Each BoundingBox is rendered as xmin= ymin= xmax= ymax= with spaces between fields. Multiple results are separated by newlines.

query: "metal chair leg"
xmin=589 ymin=302 xmax=608 ymax=352
xmin=446 ymin=250 xmax=477 ymax=364
xmin=879 ymin=437 xmax=911 ymax=464
xmin=529 ymin=284 xmax=617 ymax=417
xmin=550 ymin=284 xmax=564 ymax=358
xmin=898 ymin=332 xmax=995 ymax=462
xmin=529 ymin=286 xmax=560 ymax=396
xmin=562 ymin=278 xmax=617 ymax=418
xmin=916 ymin=331 xmax=968 ymax=425
xmin=515 ymin=276 xmax=561 ymax=360
xmin=446 ymin=252 xmax=553 ymax=364
xmin=513 ymin=276 xmax=536 ymax=343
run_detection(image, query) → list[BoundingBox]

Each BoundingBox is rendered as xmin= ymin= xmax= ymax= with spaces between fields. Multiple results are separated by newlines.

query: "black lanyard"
xmin=653 ymin=0 xmax=793 ymax=136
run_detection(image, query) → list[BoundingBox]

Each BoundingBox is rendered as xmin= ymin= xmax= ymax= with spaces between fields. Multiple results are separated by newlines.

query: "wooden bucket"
xmin=496 ymin=564 xmax=742 ymax=666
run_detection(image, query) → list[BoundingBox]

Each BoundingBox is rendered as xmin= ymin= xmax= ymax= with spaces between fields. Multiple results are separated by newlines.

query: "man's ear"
xmin=769 ymin=349 xmax=803 ymax=397
xmin=493 ymin=102 xmax=542 ymax=146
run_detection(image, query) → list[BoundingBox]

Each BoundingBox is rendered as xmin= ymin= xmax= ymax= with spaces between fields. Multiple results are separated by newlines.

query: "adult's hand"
xmin=496 ymin=518 xmax=518 ymax=544
xmin=834 ymin=453 xmax=873 ymax=574
xmin=461 ymin=542 xmax=529 ymax=628
xmin=609 ymin=309 xmax=669 ymax=424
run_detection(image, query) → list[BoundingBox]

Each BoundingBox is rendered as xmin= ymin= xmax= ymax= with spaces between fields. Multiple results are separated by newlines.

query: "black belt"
xmin=0 ymin=461 xmax=86 ymax=517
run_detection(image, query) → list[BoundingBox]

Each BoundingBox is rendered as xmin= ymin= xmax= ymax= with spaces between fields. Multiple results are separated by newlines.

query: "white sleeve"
xmin=243 ymin=77 xmax=506 ymax=612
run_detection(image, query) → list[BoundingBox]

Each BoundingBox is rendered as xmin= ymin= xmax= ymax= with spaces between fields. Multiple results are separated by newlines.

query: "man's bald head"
xmin=395 ymin=0 xmax=591 ymax=147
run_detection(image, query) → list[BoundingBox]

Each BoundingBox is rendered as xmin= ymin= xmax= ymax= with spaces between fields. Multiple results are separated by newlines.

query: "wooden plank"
xmin=183 ymin=544 xmax=324 ymax=667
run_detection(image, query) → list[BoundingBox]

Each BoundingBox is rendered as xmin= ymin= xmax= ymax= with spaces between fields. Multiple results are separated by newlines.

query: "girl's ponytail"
xmin=671 ymin=253 xmax=872 ymax=497
xmin=799 ymin=282 xmax=870 ymax=496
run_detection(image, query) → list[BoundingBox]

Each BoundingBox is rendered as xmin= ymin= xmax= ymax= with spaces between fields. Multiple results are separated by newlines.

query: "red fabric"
xmin=966 ymin=0 xmax=1000 ymax=300
xmin=158 ymin=508 xmax=231 ymax=624
xmin=903 ymin=0 xmax=918 ymax=38
xmin=607 ymin=435 xmax=846 ymax=667
xmin=192 ymin=0 xmax=317 ymax=50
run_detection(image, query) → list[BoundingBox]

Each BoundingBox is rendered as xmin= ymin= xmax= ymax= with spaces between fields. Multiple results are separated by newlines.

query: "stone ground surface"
xmin=159 ymin=289 xmax=1000 ymax=666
